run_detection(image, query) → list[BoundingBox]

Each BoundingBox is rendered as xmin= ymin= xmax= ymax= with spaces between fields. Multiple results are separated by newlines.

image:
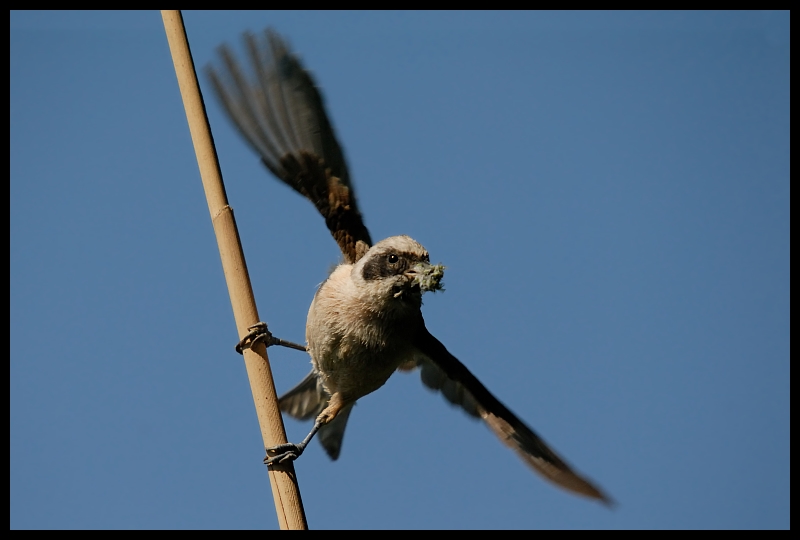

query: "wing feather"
xmin=207 ymin=29 xmax=372 ymax=263
xmin=413 ymin=327 xmax=613 ymax=505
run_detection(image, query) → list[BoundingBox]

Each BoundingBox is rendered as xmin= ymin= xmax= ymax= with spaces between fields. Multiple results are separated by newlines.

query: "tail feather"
xmin=317 ymin=403 xmax=354 ymax=460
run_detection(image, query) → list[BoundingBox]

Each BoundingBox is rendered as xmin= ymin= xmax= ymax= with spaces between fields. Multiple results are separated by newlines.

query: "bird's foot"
xmin=235 ymin=322 xmax=307 ymax=354
xmin=263 ymin=419 xmax=323 ymax=466
xmin=263 ymin=442 xmax=307 ymax=466
xmin=236 ymin=322 xmax=274 ymax=354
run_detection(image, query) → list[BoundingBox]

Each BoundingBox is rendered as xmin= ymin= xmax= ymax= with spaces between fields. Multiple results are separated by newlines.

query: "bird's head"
xmin=352 ymin=235 xmax=445 ymax=310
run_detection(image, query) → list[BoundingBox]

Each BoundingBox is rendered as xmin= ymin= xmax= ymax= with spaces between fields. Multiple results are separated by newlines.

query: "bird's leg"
xmin=263 ymin=393 xmax=348 ymax=465
xmin=264 ymin=418 xmax=323 ymax=466
xmin=235 ymin=321 xmax=307 ymax=354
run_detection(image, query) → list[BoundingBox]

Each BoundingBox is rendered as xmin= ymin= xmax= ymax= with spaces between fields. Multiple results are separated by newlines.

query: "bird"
xmin=206 ymin=28 xmax=612 ymax=505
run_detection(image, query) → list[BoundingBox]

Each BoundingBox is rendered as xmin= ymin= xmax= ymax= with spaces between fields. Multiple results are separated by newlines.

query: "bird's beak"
xmin=404 ymin=262 xmax=445 ymax=293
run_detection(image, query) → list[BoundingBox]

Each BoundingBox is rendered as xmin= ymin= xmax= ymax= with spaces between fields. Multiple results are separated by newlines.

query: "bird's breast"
xmin=305 ymin=268 xmax=417 ymax=399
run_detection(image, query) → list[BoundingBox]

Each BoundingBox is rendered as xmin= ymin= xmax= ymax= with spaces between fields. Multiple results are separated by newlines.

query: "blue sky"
xmin=10 ymin=11 xmax=789 ymax=529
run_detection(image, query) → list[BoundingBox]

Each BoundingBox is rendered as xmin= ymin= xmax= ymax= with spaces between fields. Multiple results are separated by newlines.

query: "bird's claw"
xmin=263 ymin=442 xmax=306 ymax=466
xmin=236 ymin=322 xmax=274 ymax=354
xmin=236 ymin=322 xmax=307 ymax=354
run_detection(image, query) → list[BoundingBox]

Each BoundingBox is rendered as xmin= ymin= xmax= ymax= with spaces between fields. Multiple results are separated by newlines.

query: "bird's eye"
xmin=387 ymin=253 xmax=399 ymax=264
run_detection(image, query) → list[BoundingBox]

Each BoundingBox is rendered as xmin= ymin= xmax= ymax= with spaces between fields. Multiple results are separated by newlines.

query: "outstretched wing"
xmin=206 ymin=29 xmax=372 ymax=264
xmin=410 ymin=326 xmax=613 ymax=505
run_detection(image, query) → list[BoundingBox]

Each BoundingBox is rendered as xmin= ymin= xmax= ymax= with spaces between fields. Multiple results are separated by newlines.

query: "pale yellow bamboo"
xmin=160 ymin=10 xmax=308 ymax=530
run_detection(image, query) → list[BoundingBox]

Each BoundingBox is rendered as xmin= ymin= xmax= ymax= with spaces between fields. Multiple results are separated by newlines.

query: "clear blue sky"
xmin=10 ymin=11 xmax=789 ymax=529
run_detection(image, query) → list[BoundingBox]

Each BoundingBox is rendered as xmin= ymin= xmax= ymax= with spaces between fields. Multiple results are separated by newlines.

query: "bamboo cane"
xmin=160 ymin=10 xmax=308 ymax=530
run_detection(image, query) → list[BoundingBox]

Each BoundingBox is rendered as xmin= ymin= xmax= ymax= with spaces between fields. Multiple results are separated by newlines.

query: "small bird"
xmin=207 ymin=29 xmax=611 ymax=505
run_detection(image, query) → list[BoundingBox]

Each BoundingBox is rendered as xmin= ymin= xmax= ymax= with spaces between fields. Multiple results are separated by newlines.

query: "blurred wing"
xmin=278 ymin=370 xmax=328 ymax=421
xmin=411 ymin=327 xmax=613 ymax=505
xmin=206 ymin=29 xmax=372 ymax=263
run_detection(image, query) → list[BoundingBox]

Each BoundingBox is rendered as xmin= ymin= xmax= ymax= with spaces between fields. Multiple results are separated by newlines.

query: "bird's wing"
xmin=411 ymin=326 xmax=613 ymax=505
xmin=206 ymin=29 xmax=372 ymax=264
xmin=278 ymin=369 xmax=328 ymax=421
